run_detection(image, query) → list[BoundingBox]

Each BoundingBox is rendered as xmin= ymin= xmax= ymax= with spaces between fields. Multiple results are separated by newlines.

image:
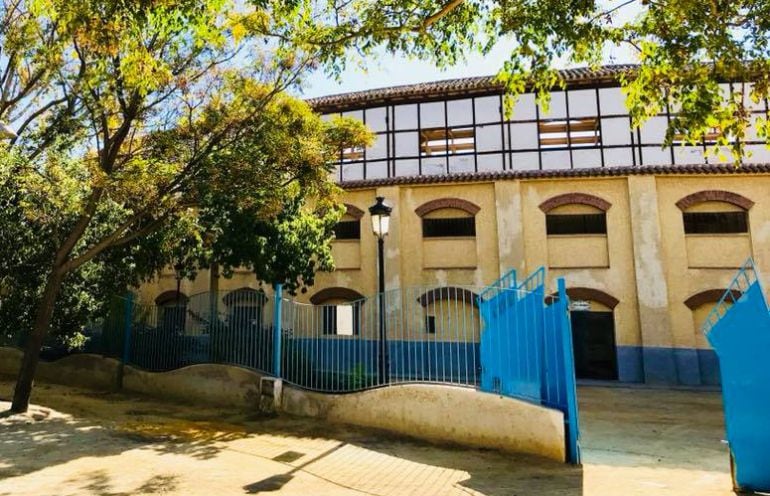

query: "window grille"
xmin=546 ymin=213 xmax=607 ymax=235
xmin=334 ymin=220 xmax=361 ymax=240
xmin=422 ymin=217 xmax=476 ymax=237
xmin=683 ymin=211 xmax=748 ymax=234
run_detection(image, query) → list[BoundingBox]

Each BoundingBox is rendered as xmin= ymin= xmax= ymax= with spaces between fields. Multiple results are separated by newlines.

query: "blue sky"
xmin=300 ymin=41 xmax=519 ymax=99
xmin=300 ymin=4 xmax=642 ymax=99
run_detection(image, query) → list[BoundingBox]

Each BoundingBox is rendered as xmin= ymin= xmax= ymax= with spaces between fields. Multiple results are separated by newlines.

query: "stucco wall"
xmin=123 ymin=364 xmax=263 ymax=408
xmin=281 ymin=383 xmax=566 ymax=462
xmin=0 ymin=347 xmax=120 ymax=390
xmin=133 ymin=171 xmax=770 ymax=386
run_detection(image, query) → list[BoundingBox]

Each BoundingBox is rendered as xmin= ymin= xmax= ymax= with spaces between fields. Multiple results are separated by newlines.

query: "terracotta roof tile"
xmin=338 ymin=163 xmax=770 ymax=190
xmin=308 ymin=65 xmax=638 ymax=113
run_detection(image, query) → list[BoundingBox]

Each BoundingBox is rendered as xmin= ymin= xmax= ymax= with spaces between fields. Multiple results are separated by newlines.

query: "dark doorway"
xmin=571 ymin=311 xmax=618 ymax=380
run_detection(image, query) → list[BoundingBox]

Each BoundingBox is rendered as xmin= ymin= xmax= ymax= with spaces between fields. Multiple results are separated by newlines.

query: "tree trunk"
xmin=10 ymin=270 xmax=65 ymax=413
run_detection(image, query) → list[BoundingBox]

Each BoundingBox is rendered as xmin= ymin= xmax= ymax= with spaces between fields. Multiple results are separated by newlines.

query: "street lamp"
xmin=369 ymin=196 xmax=392 ymax=384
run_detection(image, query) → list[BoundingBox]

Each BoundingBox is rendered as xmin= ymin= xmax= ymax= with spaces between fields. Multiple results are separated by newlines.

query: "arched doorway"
xmin=558 ymin=287 xmax=620 ymax=380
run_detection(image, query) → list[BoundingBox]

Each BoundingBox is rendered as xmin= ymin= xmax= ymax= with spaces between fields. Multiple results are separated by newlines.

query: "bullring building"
xmin=138 ymin=65 xmax=770 ymax=387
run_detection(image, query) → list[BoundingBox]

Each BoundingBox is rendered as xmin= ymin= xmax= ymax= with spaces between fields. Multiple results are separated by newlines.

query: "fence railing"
xmin=702 ymin=257 xmax=757 ymax=336
xmin=1 ymin=267 xmax=580 ymax=463
xmin=280 ymin=285 xmax=495 ymax=392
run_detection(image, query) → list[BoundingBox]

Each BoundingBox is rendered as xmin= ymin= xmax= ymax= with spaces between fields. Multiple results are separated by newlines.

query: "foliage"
xmin=1 ymin=0 xmax=768 ymax=410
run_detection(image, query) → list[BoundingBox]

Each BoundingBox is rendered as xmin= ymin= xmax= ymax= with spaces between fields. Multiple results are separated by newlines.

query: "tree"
xmin=3 ymin=0 xmax=768 ymax=413
xmin=0 ymin=0 xmax=378 ymax=412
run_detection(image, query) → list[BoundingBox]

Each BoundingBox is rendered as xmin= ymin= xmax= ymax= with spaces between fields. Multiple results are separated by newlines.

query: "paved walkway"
xmin=0 ymin=380 xmax=730 ymax=495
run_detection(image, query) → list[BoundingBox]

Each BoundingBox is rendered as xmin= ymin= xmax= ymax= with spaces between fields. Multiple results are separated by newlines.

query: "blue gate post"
xmin=557 ymin=277 xmax=581 ymax=464
xmin=117 ymin=293 xmax=134 ymax=389
xmin=273 ymin=283 xmax=283 ymax=378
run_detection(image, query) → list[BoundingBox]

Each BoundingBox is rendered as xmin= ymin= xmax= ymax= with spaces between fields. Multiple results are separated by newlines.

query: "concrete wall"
xmin=0 ymin=348 xmax=565 ymax=461
xmin=0 ymin=347 xmax=120 ymax=390
xmin=123 ymin=364 xmax=263 ymax=408
xmin=281 ymin=383 xmax=566 ymax=462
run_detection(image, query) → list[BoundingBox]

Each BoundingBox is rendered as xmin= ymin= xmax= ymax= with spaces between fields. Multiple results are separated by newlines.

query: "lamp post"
xmin=369 ymin=196 xmax=392 ymax=384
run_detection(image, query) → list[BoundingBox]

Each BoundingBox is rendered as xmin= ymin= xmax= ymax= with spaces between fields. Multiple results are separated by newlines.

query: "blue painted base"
xmin=617 ymin=345 xmax=720 ymax=386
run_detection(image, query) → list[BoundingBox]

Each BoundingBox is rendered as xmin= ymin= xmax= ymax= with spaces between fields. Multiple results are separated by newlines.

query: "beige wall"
xmin=281 ymin=383 xmax=566 ymax=461
xmin=136 ymin=171 xmax=770 ymax=384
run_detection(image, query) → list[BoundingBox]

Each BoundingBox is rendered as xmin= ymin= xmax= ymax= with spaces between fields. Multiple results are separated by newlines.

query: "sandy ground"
xmin=0 ymin=379 xmax=732 ymax=496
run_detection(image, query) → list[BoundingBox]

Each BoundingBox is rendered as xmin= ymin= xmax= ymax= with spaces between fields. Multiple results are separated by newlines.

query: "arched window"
xmin=333 ymin=204 xmax=364 ymax=241
xmin=540 ymin=193 xmax=610 ymax=236
xmin=676 ymin=191 xmax=752 ymax=235
xmin=311 ymin=287 xmax=365 ymax=336
xmin=155 ymin=291 xmax=189 ymax=333
xmin=685 ymin=289 xmax=740 ymax=385
xmin=416 ymin=287 xmax=480 ymax=337
xmin=415 ymin=198 xmax=480 ymax=269
xmin=540 ymin=193 xmax=611 ymax=269
xmin=676 ymin=191 xmax=753 ymax=268
xmin=416 ymin=198 xmax=480 ymax=239
xmin=223 ymin=288 xmax=266 ymax=331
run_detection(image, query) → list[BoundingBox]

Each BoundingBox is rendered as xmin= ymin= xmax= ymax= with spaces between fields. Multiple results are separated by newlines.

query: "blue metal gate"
xmin=703 ymin=258 xmax=770 ymax=492
xmin=478 ymin=267 xmax=581 ymax=464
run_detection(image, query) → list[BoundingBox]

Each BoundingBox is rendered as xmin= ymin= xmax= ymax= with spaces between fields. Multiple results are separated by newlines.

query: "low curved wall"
xmin=281 ymin=383 xmax=566 ymax=462
xmin=0 ymin=347 xmax=22 ymax=376
xmin=123 ymin=364 xmax=264 ymax=408
xmin=0 ymin=347 xmax=120 ymax=390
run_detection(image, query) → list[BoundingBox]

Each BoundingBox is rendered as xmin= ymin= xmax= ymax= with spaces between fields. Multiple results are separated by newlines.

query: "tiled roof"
xmin=308 ymin=64 xmax=638 ymax=113
xmin=338 ymin=163 xmax=770 ymax=190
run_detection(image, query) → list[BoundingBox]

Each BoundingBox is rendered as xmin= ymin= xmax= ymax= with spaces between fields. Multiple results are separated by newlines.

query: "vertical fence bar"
xmin=557 ymin=277 xmax=581 ymax=465
xmin=122 ymin=293 xmax=134 ymax=366
xmin=116 ymin=293 xmax=135 ymax=389
xmin=273 ymin=283 xmax=283 ymax=378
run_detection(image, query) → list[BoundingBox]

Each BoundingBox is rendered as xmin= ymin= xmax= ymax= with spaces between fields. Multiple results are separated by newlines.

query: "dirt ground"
xmin=0 ymin=379 xmax=732 ymax=496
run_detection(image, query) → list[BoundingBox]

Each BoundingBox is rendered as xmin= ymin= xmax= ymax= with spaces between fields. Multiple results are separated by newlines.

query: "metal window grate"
xmin=683 ymin=211 xmax=748 ymax=234
xmin=422 ymin=217 xmax=476 ymax=237
xmin=333 ymin=220 xmax=361 ymax=240
xmin=546 ymin=213 xmax=607 ymax=235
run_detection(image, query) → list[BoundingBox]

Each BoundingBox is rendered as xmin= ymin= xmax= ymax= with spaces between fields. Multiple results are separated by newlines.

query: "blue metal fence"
xmin=280 ymin=285 xmax=484 ymax=391
xmin=478 ymin=268 xmax=580 ymax=464
xmin=79 ymin=268 xmax=580 ymax=463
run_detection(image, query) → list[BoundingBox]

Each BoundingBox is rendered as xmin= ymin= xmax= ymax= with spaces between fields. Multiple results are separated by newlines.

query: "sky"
xmin=300 ymin=41 xmax=519 ymax=99
xmin=299 ymin=4 xmax=642 ymax=100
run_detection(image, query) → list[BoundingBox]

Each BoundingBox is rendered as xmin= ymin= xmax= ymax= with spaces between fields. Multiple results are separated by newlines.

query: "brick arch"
xmin=414 ymin=198 xmax=481 ymax=217
xmin=675 ymin=190 xmax=754 ymax=211
xmin=222 ymin=287 xmax=266 ymax=306
xmin=538 ymin=193 xmax=612 ymax=213
xmin=310 ymin=287 xmax=366 ymax=305
xmin=684 ymin=289 xmax=742 ymax=310
xmin=155 ymin=290 xmax=189 ymax=306
xmin=416 ymin=287 xmax=480 ymax=308
xmin=548 ymin=287 xmax=619 ymax=310
xmin=343 ymin=203 xmax=365 ymax=219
